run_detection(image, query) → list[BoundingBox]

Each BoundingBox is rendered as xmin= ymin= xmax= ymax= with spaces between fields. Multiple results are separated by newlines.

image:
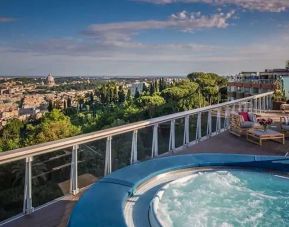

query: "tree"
xmin=100 ymin=85 xmax=108 ymax=104
xmin=142 ymin=83 xmax=148 ymax=93
xmin=161 ymin=81 xmax=199 ymax=112
xmin=286 ymin=60 xmax=289 ymax=69
xmin=113 ymin=86 xmax=118 ymax=103
xmin=154 ymin=80 xmax=159 ymax=92
xmin=187 ymin=72 xmax=227 ymax=105
xmin=134 ymin=88 xmax=140 ymax=99
xmin=126 ymin=89 xmax=132 ymax=102
xmin=159 ymin=78 xmax=166 ymax=92
xmin=31 ymin=109 xmax=80 ymax=144
xmin=149 ymin=83 xmax=155 ymax=95
xmin=67 ymin=97 xmax=72 ymax=107
xmin=0 ymin=119 xmax=24 ymax=151
xmin=137 ymin=95 xmax=165 ymax=118
xmin=89 ymin=92 xmax=94 ymax=104
xmin=118 ymin=86 xmax=126 ymax=103
xmin=48 ymin=100 xmax=53 ymax=112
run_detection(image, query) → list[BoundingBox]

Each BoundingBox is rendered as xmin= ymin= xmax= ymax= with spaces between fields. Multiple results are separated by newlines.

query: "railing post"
xmin=70 ymin=145 xmax=79 ymax=195
xmin=232 ymin=104 xmax=236 ymax=113
xmin=258 ymin=97 xmax=262 ymax=113
xmin=269 ymin=95 xmax=272 ymax=109
xmin=104 ymin=136 xmax=112 ymax=176
xmin=151 ymin=124 xmax=158 ymax=158
xmin=130 ymin=130 xmax=138 ymax=164
xmin=254 ymin=98 xmax=258 ymax=113
xmin=249 ymin=99 xmax=253 ymax=112
xmin=224 ymin=106 xmax=230 ymax=129
xmin=244 ymin=102 xmax=248 ymax=112
xmin=262 ymin=96 xmax=266 ymax=111
xmin=206 ymin=111 xmax=212 ymax=138
xmin=195 ymin=112 xmax=202 ymax=142
xmin=216 ymin=108 xmax=221 ymax=134
xmin=265 ymin=95 xmax=269 ymax=110
xmin=183 ymin=115 xmax=190 ymax=146
xmin=23 ymin=157 xmax=34 ymax=215
xmin=238 ymin=103 xmax=241 ymax=112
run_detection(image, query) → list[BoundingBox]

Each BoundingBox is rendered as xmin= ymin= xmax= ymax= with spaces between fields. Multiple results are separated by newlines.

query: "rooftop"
xmin=1 ymin=91 xmax=288 ymax=227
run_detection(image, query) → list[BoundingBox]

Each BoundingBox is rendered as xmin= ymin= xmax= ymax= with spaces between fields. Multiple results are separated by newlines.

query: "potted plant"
xmin=272 ymin=80 xmax=286 ymax=110
xmin=257 ymin=118 xmax=273 ymax=131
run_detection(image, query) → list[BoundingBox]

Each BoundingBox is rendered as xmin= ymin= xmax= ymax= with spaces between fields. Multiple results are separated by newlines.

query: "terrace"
xmin=0 ymin=91 xmax=288 ymax=227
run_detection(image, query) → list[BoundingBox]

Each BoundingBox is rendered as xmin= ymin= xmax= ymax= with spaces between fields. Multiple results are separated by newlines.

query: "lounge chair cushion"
xmin=282 ymin=116 xmax=289 ymax=125
xmin=248 ymin=113 xmax=257 ymax=123
xmin=281 ymin=104 xmax=289 ymax=111
xmin=281 ymin=124 xmax=289 ymax=131
xmin=240 ymin=121 xmax=257 ymax=128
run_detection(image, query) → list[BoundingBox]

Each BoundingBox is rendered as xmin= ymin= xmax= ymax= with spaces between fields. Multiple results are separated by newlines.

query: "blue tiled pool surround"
xmin=68 ymin=153 xmax=289 ymax=227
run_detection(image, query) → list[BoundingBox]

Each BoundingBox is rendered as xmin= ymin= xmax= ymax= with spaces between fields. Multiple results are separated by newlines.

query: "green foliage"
xmin=149 ymin=82 xmax=155 ymax=95
xmin=0 ymin=119 xmax=24 ymax=151
xmin=161 ymin=80 xmax=199 ymax=112
xmin=273 ymin=79 xmax=285 ymax=101
xmin=136 ymin=95 xmax=165 ymax=118
xmin=32 ymin=109 xmax=80 ymax=143
xmin=187 ymin=72 xmax=227 ymax=104
xmin=0 ymin=75 xmax=228 ymax=152
xmin=118 ymin=86 xmax=126 ymax=103
xmin=134 ymin=88 xmax=140 ymax=99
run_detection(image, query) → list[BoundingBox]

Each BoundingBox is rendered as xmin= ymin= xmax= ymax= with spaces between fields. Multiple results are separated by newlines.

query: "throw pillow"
xmin=239 ymin=112 xmax=249 ymax=121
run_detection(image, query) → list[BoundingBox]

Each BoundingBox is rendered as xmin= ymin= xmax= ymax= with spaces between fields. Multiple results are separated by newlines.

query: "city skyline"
xmin=0 ymin=0 xmax=289 ymax=76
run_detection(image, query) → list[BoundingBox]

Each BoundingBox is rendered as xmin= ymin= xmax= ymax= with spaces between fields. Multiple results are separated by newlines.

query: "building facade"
xmin=227 ymin=65 xmax=289 ymax=101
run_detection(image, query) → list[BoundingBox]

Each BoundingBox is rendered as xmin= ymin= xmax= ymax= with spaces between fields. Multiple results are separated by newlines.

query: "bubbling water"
xmin=155 ymin=170 xmax=289 ymax=227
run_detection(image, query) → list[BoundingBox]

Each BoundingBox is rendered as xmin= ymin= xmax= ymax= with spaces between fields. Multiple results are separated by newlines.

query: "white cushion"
xmin=281 ymin=124 xmax=289 ymax=131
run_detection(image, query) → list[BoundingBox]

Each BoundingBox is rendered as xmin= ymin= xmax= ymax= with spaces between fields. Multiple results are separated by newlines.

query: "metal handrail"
xmin=0 ymin=91 xmax=273 ymax=164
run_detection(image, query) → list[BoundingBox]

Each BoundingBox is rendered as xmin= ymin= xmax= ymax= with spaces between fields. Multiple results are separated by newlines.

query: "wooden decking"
xmin=2 ymin=130 xmax=289 ymax=227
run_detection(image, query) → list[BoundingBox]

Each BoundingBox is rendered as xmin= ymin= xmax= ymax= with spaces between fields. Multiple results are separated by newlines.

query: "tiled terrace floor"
xmin=181 ymin=130 xmax=288 ymax=156
xmin=2 ymin=130 xmax=288 ymax=227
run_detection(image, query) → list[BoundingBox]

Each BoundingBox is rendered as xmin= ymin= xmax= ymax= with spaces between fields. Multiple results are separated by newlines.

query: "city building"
xmin=128 ymin=81 xmax=147 ymax=96
xmin=227 ymin=65 xmax=289 ymax=101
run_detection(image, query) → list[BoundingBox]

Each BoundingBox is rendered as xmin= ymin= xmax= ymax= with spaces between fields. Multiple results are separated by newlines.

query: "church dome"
xmin=46 ymin=73 xmax=55 ymax=86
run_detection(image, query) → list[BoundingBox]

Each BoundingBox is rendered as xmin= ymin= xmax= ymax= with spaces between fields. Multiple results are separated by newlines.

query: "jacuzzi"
xmin=68 ymin=153 xmax=289 ymax=227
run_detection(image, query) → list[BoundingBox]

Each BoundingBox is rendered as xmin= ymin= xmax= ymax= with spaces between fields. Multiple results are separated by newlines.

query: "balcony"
xmin=1 ymin=91 xmax=287 ymax=227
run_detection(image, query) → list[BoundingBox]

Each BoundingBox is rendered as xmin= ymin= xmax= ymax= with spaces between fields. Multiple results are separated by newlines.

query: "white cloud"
xmin=135 ymin=0 xmax=289 ymax=12
xmin=83 ymin=10 xmax=235 ymax=44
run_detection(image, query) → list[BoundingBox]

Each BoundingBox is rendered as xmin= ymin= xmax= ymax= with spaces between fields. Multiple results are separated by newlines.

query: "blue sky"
xmin=0 ymin=0 xmax=289 ymax=76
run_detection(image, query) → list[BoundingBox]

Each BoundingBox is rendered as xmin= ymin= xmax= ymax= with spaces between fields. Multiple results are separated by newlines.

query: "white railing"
xmin=0 ymin=91 xmax=273 ymax=218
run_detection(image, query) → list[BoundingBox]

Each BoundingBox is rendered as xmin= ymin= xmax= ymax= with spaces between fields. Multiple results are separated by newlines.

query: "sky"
xmin=0 ymin=0 xmax=289 ymax=76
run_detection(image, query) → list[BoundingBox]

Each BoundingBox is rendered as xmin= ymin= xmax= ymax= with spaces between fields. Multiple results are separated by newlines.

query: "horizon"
xmin=0 ymin=0 xmax=289 ymax=76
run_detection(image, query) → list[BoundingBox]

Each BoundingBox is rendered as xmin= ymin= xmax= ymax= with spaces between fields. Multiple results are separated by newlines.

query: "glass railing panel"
xmin=175 ymin=118 xmax=184 ymax=148
xmin=201 ymin=112 xmax=209 ymax=137
xmin=0 ymin=159 xmax=25 ymax=221
xmin=78 ymin=139 xmax=106 ymax=188
xmin=158 ymin=122 xmax=170 ymax=155
xmin=220 ymin=108 xmax=226 ymax=130
xmin=189 ymin=114 xmax=197 ymax=142
xmin=138 ymin=126 xmax=153 ymax=161
xmin=32 ymin=149 xmax=72 ymax=208
xmin=111 ymin=132 xmax=132 ymax=171
xmin=211 ymin=111 xmax=217 ymax=134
